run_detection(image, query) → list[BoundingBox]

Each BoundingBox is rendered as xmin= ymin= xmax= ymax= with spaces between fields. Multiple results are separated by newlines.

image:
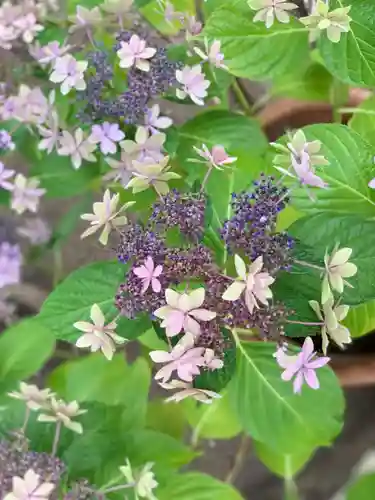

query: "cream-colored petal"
xmin=90 ymin=303 xmax=105 ymax=328
xmin=222 ymin=281 xmax=246 ymax=301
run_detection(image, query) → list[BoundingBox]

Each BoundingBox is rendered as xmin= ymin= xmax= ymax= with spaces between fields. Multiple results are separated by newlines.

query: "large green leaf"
xmin=183 ymin=391 xmax=242 ymax=443
xmin=229 ymin=339 xmax=344 ymax=454
xmin=271 ymin=62 xmax=333 ymax=102
xmin=30 ymin=152 xmax=100 ymax=198
xmin=254 ymin=441 xmax=313 ymax=478
xmin=0 ymin=318 xmax=55 ymax=393
xmin=343 ymin=301 xmax=375 ymax=338
xmin=347 ymin=473 xmax=375 ymax=500
xmin=140 ymin=0 xmax=194 ymax=35
xmin=319 ymin=0 xmax=375 ymax=88
xmin=286 ymin=124 xmax=375 ymax=216
xmin=349 ymin=96 xmax=375 ymax=146
xmin=203 ymin=2 xmax=309 ymax=80
xmin=48 ymin=353 xmax=150 ymax=428
xmin=289 ymin=213 xmax=375 ymax=305
xmin=157 ymin=473 xmax=244 ymax=500
xmin=146 ymin=399 xmax=186 ymax=440
xmin=38 ymin=261 xmax=150 ymax=342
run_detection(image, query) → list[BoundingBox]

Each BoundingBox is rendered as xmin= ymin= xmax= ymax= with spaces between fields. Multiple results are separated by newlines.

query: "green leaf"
xmin=30 ymin=152 xmax=100 ymax=198
xmin=285 ymin=124 xmax=375 ymax=216
xmin=319 ymin=0 xmax=375 ymax=88
xmin=272 ymin=62 xmax=333 ymax=102
xmin=203 ymin=2 xmax=309 ymax=80
xmin=289 ymin=213 xmax=375 ymax=305
xmin=177 ymin=110 xmax=268 ymax=164
xmin=347 ymin=473 xmax=375 ymax=500
xmin=183 ymin=391 xmax=242 ymax=442
xmin=38 ymin=261 xmax=150 ymax=342
xmin=48 ymin=354 xmax=150 ymax=428
xmin=0 ymin=318 xmax=55 ymax=393
xmin=124 ymin=429 xmax=197 ymax=469
xmin=194 ymin=328 xmax=236 ymax=392
xmin=140 ymin=0 xmax=194 ymax=35
xmin=254 ymin=441 xmax=313 ymax=478
xmin=37 ymin=24 xmax=66 ymax=44
xmin=349 ymin=96 xmax=375 ymax=146
xmin=146 ymin=399 xmax=186 ymax=440
xmin=229 ymin=339 xmax=344 ymax=454
xmin=342 ymin=301 xmax=375 ymax=338
xmin=158 ymin=473 xmax=244 ymax=500
xmin=67 ymin=0 xmax=102 ymax=14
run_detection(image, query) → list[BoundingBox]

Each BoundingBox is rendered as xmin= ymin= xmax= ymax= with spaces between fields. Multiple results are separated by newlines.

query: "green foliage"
xmin=343 ymin=301 xmax=375 ymax=338
xmin=183 ymin=391 xmax=242 ymax=442
xmin=30 ymin=152 xmax=101 ymax=198
xmin=0 ymin=318 xmax=55 ymax=394
xmin=228 ymin=340 xmax=345 ymax=454
xmin=319 ymin=0 xmax=375 ymax=88
xmin=203 ymin=2 xmax=309 ymax=80
xmin=284 ymin=124 xmax=375 ymax=216
xmin=290 ymin=213 xmax=375 ymax=305
xmin=349 ymin=96 xmax=375 ymax=146
xmin=146 ymin=399 xmax=187 ymax=440
xmin=347 ymin=473 xmax=375 ymax=500
xmin=271 ymin=62 xmax=333 ymax=102
xmin=157 ymin=472 xmax=244 ymax=500
xmin=48 ymin=354 xmax=151 ymax=428
xmin=38 ymin=260 xmax=150 ymax=342
xmin=254 ymin=441 xmax=313 ymax=478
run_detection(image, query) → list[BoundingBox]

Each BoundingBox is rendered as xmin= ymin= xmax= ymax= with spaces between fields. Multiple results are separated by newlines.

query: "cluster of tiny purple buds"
xmin=221 ymin=174 xmax=294 ymax=272
xmin=151 ymin=189 xmax=206 ymax=242
xmin=77 ymin=31 xmax=181 ymax=125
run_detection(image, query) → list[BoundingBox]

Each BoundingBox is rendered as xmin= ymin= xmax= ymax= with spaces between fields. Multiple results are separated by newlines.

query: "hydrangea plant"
xmin=1 ymin=0 xmax=375 ymax=497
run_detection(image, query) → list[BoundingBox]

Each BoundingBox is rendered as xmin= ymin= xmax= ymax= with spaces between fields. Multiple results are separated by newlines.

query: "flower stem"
xmin=52 ymin=421 xmax=62 ymax=457
xmin=225 ymin=434 xmax=250 ymax=483
xmin=99 ymin=483 xmax=135 ymax=494
xmin=201 ymin=165 xmax=213 ymax=192
xmin=231 ymin=79 xmax=253 ymax=116
xmin=22 ymin=407 xmax=30 ymax=434
xmin=285 ymin=319 xmax=324 ymax=327
xmin=294 ymin=259 xmax=324 ymax=272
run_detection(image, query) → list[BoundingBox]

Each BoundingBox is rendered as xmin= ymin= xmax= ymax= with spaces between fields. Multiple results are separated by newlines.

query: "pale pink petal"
xmin=189 ymin=308 xmax=216 ymax=321
xmin=303 ymin=369 xmax=319 ymax=390
xmin=293 ymin=371 xmax=304 ymax=394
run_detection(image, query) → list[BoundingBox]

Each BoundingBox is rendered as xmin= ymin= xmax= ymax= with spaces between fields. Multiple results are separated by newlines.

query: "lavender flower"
xmin=144 ymin=104 xmax=172 ymax=134
xmin=30 ymin=41 xmax=71 ymax=66
xmin=13 ymin=13 xmax=44 ymax=44
xmin=0 ymin=130 xmax=14 ymax=151
xmin=88 ymin=122 xmax=125 ymax=155
xmin=17 ymin=218 xmax=51 ymax=245
xmin=0 ymin=162 xmax=15 ymax=190
xmin=191 ymin=144 xmax=236 ymax=171
xmin=194 ymin=40 xmax=227 ymax=70
xmin=37 ymin=111 xmax=59 ymax=154
xmin=277 ymin=337 xmax=330 ymax=393
xmin=133 ymin=256 xmax=163 ymax=294
xmin=50 ymin=55 xmax=88 ymax=95
xmin=161 ymin=380 xmax=221 ymax=404
xmin=150 ymin=342 xmax=206 ymax=383
xmin=249 ymin=0 xmax=297 ymax=28
xmin=0 ymin=242 xmax=22 ymax=288
xmin=120 ymin=126 xmax=165 ymax=164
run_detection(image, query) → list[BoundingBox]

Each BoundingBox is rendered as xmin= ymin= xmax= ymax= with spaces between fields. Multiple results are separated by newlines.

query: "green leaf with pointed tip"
xmin=254 ymin=441 xmax=313 ymax=478
xmin=158 ymin=473 xmax=244 ymax=500
xmin=203 ymin=2 xmax=309 ymax=80
xmin=281 ymin=124 xmax=375 ymax=216
xmin=319 ymin=0 xmax=375 ymax=88
xmin=228 ymin=340 xmax=344 ymax=454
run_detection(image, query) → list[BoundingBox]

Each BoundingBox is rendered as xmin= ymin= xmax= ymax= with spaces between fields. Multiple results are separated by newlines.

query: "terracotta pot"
xmin=258 ymin=88 xmax=374 ymax=388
